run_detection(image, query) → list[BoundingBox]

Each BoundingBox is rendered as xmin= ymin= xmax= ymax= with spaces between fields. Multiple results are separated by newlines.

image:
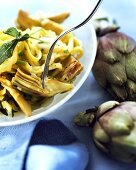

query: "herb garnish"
xmin=0 ymin=27 xmax=29 ymax=64
xmin=0 ymin=27 xmax=47 ymax=64
xmin=64 ymin=49 xmax=69 ymax=53
xmin=0 ymin=39 xmax=18 ymax=64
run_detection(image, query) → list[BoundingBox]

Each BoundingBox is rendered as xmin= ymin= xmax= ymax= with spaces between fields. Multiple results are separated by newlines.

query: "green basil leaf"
xmin=0 ymin=27 xmax=49 ymax=65
xmin=19 ymin=33 xmax=30 ymax=41
xmin=64 ymin=49 xmax=69 ymax=53
xmin=4 ymin=27 xmax=21 ymax=38
xmin=0 ymin=30 xmax=30 ymax=64
xmin=0 ymin=39 xmax=18 ymax=64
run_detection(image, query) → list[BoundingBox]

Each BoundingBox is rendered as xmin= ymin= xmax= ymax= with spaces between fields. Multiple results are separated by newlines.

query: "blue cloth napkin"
xmin=0 ymin=119 xmax=88 ymax=170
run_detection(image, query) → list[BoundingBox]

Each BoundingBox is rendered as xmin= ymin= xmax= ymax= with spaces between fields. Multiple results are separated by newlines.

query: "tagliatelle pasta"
xmin=0 ymin=10 xmax=83 ymax=117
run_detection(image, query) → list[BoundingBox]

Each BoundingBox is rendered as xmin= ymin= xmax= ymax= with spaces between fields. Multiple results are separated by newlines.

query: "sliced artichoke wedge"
xmin=57 ymin=56 xmax=83 ymax=82
xmin=12 ymin=68 xmax=74 ymax=97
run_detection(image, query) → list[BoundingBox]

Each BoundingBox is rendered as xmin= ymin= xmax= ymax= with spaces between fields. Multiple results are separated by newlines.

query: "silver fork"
xmin=42 ymin=0 xmax=102 ymax=88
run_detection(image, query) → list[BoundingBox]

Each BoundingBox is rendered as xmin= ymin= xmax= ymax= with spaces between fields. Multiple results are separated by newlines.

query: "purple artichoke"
xmin=74 ymin=101 xmax=136 ymax=162
xmin=93 ymin=26 xmax=136 ymax=101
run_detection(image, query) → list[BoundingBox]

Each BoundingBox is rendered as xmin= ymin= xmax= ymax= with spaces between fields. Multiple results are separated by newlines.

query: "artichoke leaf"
xmin=92 ymin=60 xmax=107 ymax=87
xmin=106 ymin=32 xmax=136 ymax=54
xmin=127 ymin=79 xmax=136 ymax=100
xmin=97 ymin=101 xmax=119 ymax=118
xmin=105 ymin=61 xmax=127 ymax=86
xmin=99 ymin=107 xmax=134 ymax=136
xmin=111 ymin=84 xmax=127 ymax=101
xmin=126 ymin=48 xmax=136 ymax=82
xmin=120 ymin=102 xmax=136 ymax=121
xmin=112 ymin=123 xmax=136 ymax=154
xmin=93 ymin=138 xmax=109 ymax=153
xmin=97 ymin=37 xmax=121 ymax=64
xmin=93 ymin=122 xmax=110 ymax=144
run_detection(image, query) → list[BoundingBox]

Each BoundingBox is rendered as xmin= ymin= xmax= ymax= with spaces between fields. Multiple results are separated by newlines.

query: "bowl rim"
xmin=0 ymin=22 xmax=97 ymax=127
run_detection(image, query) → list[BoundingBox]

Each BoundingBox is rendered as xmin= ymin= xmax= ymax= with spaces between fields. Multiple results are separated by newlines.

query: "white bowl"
xmin=0 ymin=0 xmax=97 ymax=126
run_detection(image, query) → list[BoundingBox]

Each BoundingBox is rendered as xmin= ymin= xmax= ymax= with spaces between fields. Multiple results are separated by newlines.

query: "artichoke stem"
xmin=74 ymin=107 xmax=98 ymax=127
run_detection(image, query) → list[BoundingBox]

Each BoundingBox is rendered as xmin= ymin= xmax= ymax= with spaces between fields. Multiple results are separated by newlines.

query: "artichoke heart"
xmin=12 ymin=68 xmax=74 ymax=97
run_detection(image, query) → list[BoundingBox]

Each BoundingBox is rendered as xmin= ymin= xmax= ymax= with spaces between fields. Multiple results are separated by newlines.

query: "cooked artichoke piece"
xmin=48 ymin=12 xmax=70 ymax=23
xmin=16 ymin=10 xmax=41 ymax=30
xmin=16 ymin=10 xmax=65 ymax=35
xmin=12 ymin=69 xmax=73 ymax=97
xmin=57 ymin=56 xmax=83 ymax=82
xmin=0 ymin=77 xmax=32 ymax=117
xmin=12 ymin=68 xmax=47 ymax=96
xmin=41 ymin=18 xmax=64 ymax=35
xmin=44 ymin=78 xmax=74 ymax=97
xmin=16 ymin=10 xmax=69 ymax=41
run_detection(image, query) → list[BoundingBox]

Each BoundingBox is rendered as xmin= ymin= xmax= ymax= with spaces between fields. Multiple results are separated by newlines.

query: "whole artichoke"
xmin=93 ymin=26 xmax=136 ymax=101
xmin=74 ymin=101 xmax=136 ymax=162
